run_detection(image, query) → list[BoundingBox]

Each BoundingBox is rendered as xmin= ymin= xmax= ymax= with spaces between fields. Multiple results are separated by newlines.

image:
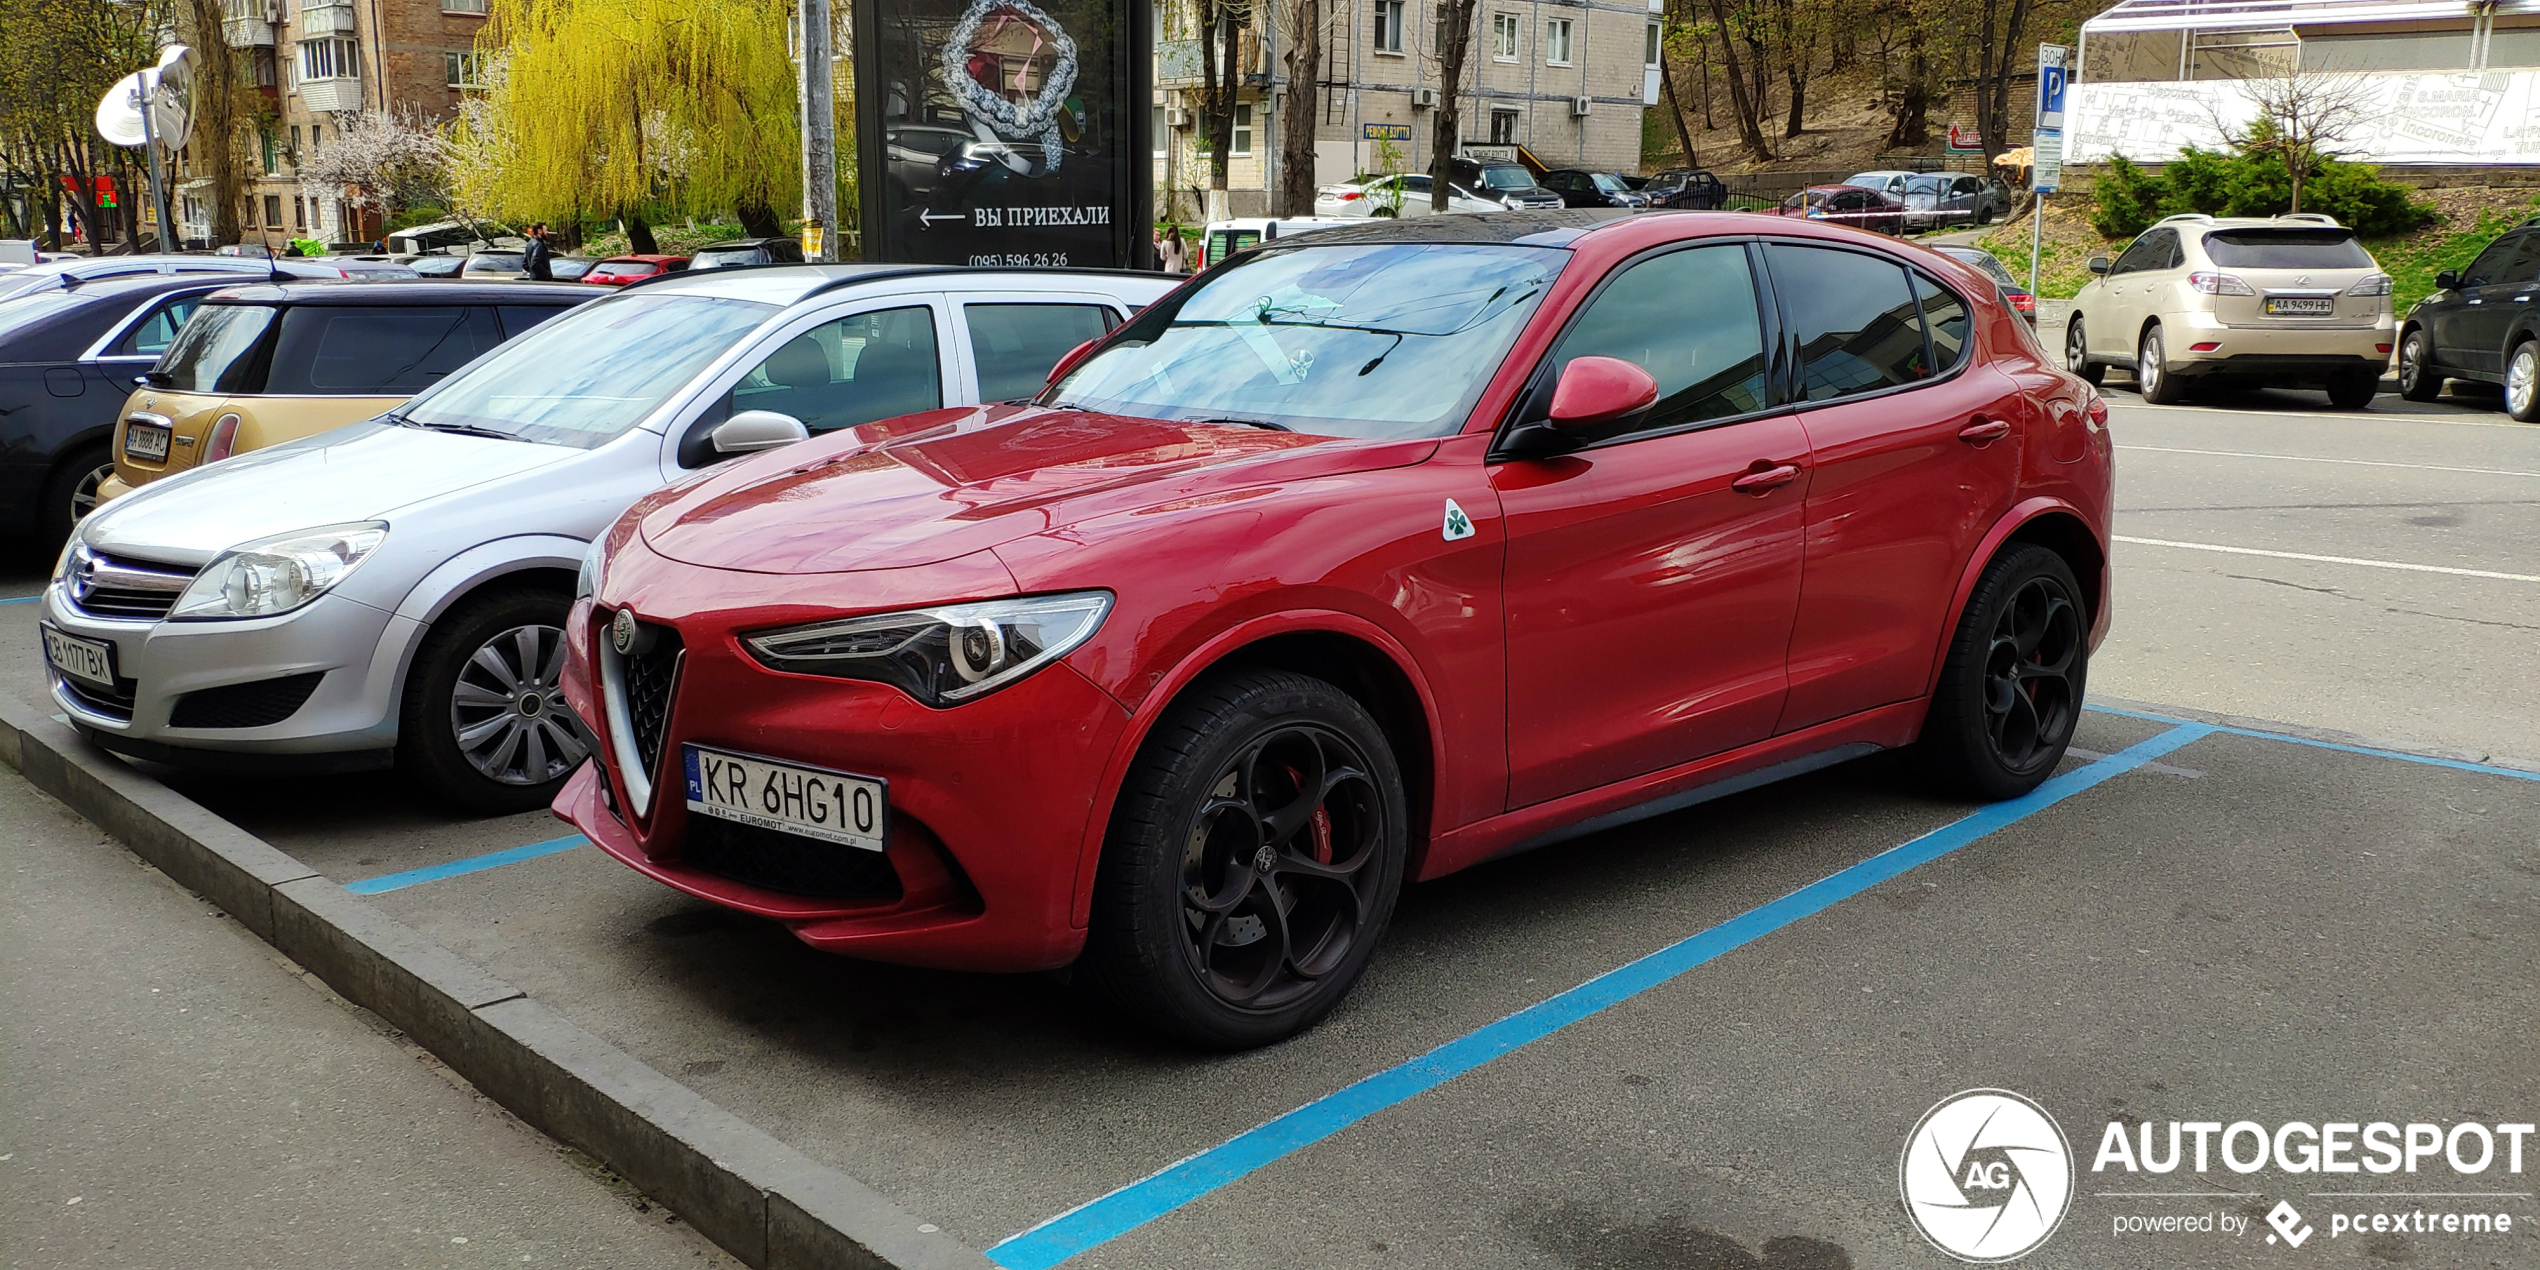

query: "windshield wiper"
xmin=391 ymin=413 xmax=522 ymax=442
xmin=1189 ymin=415 xmax=1291 ymax=431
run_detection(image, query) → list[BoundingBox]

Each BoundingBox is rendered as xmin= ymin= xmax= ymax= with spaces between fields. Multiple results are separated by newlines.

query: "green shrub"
xmin=2092 ymin=155 xmax=2169 ymax=238
xmin=2092 ymin=149 xmax=2437 ymax=239
xmin=2161 ymin=148 xmax=2235 ymax=218
xmin=2301 ymin=161 xmax=2441 ymax=236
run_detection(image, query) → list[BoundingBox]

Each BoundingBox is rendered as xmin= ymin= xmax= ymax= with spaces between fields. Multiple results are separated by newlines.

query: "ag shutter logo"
xmin=1901 ymin=1089 xmax=2075 ymax=1262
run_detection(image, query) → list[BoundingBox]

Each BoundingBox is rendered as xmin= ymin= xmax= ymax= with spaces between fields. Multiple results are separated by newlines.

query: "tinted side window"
xmin=114 ymin=295 xmax=204 ymax=357
xmin=1547 ymin=243 xmax=1768 ymax=440
xmin=1766 ymin=244 xmax=1928 ymax=402
xmin=498 ymin=305 xmax=575 ymax=338
xmin=1915 ymin=273 xmax=1971 ymax=372
xmin=965 ymin=303 xmax=1112 ymax=402
xmin=731 ymin=305 xmax=941 ymax=433
xmin=265 ymin=306 xmax=502 ymax=394
xmin=2461 ymin=234 xmax=2526 ymax=287
xmin=2110 ymin=229 xmax=2173 ymax=276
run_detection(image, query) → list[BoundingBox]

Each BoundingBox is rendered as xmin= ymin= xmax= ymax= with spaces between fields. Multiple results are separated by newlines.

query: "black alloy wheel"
xmin=1915 ymin=545 xmax=2088 ymax=800
xmin=2396 ymin=328 xmax=2441 ymax=402
xmin=2065 ymin=317 xmax=2103 ymax=386
xmin=1086 ymin=669 xmax=1407 ymax=1049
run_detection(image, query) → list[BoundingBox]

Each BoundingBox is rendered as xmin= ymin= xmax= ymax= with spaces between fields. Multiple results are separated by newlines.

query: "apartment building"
xmin=1154 ymin=0 xmax=1659 ymax=219
xmin=187 ymin=0 xmax=488 ymax=248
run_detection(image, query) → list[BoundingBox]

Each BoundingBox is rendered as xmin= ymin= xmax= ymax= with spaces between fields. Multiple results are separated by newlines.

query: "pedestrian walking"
xmin=521 ymin=223 xmax=554 ymax=281
xmin=1157 ymin=224 xmax=1187 ymax=275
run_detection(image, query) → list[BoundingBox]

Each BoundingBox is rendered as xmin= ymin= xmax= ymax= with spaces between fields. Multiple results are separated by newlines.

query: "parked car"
xmin=548 ymin=257 xmax=598 ymax=282
xmin=459 ymin=252 xmax=528 ymax=280
xmin=0 ymin=272 xmax=259 ymax=544
xmin=2399 ymin=213 xmax=2540 ymax=417
xmin=1537 ymin=169 xmax=1652 ymax=209
xmin=42 ymin=265 xmax=1176 ymax=815
xmin=884 ymin=124 xmax=976 ymax=205
xmin=2067 ymin=213 xmax=2392 ymax=407
xmin=96 ymin=281 xmax=599 ymax=503
xmin=1199 ymin=218 xmax=1354 ymax=267
xmin=1844 ymin=170 xmax=1920 ymax=202
xmin=558 ymin=214 xmax=2111 ymax=1048
xmin=0 ymin=253 xmax=348 ymax=303
xmin=214 ymin=243 xmax=275 ymax=259
xmin=1643 ymin=167 xmax=1728 ymax=211
xmin=311 ymin=256 xmax=422 ymax=280
xmin=1776 ymin=185 xmax=1905 ymax=235
xmin=410 ymin=254 xmax=468 ymax=279
xmin=1932 ymin=244 xmax=2036 ymax=323
xmin=1454 ymin=161 xmax=1566 ymax=210
xmin=689 ymin=238 xmax=808 ymax=270
xmin=584 ymin=255 xmax=691 ymax=286
xmin=1312 ymin=174 xmax=1502 ymax=218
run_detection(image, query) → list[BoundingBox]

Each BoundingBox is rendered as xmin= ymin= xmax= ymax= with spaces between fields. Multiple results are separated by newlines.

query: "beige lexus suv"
xmin=2065 ymin=213 xmax=2395 ymax=408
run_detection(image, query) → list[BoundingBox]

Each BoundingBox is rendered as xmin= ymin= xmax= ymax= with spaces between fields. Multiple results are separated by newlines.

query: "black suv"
xmin=1537 ymin=169 xmax=1651 ymax=209
xmin=2400 ymin=217 xmax=2540 ymax=418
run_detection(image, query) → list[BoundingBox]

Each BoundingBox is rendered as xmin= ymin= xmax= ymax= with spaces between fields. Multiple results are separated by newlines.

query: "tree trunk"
xmin=1885 ymin=24 xmax=1929 ymax=150
xmin=1661 ymin=44 xmax=1699 ymax=168
xmin=183 ymin=0 xmax=251 ymax=247
xmin=1774 ymin=0 xmax=1806 ymax=138
xmin=737 ymin=201 xmax=781 ymax=237
xmin=1429 ymin=0 xmax=1476 ymax=212
xmin=1275 ymin=0 xmax=1322 ymax=215
xmin=1199 ymin=1 xmax=1242 ymax=204
xmin=1703 ymin=0 xmax=1772 ymax=161
xmin=1977 ymin=0 xmax=2032 ymax=174
xmin=623 ymin=212 xmax=658 ymax=255
xmin=1698 ymin=34 xmax=1714 ymax=128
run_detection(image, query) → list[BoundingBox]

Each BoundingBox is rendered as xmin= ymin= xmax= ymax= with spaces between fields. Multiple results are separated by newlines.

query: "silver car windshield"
xmin=1046 ymin=242 xmax=1563 ymax=440
xmin=399 ymin=292 xmax=775 ymax=449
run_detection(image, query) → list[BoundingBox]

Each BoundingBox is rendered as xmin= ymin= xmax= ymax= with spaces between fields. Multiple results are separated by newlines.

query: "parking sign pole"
xmin=2031 ymin=43 xmax=2069 ymax=305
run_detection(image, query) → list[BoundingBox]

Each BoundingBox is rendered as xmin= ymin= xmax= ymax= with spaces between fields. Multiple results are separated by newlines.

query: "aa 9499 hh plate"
xmin=682 ymin=744 xmax=886 ymax=852
xmin=2263 ymin=296 xmax=2334 ymax=316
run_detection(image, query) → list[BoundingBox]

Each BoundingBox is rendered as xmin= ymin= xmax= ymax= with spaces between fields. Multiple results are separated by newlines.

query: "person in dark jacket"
xmin=521 ymin=223 xmax=553 ymax=281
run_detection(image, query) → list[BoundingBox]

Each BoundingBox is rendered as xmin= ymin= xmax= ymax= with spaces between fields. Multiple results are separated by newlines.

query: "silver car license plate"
xmin=41 ymin=625 xmax=116 ymax=689
xmin=2264 ymin=296 xmax=2334 ymax=316
xmin=124 ymin=421 xmax=171 ymax=462
xmin=682 ymin=744 xmax=886 ymax=851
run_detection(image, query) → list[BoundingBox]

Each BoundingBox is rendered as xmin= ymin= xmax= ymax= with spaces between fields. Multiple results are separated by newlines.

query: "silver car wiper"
xmin=390 ymin=412 xmax=524 ymax=442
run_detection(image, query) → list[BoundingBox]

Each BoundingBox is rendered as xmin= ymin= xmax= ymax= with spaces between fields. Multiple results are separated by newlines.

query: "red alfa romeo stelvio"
xmin=557 ymin=210 xmax=2113 ymax=1049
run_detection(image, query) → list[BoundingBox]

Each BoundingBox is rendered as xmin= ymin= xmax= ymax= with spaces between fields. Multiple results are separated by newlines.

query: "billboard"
xmin=857 ymin=0 xmax=1148 ymax=268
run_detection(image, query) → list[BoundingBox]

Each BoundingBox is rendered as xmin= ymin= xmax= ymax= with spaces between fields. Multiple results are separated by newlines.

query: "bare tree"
xmin=174 ymin=0 xmax=257 ymax=246
xmin=1195 ymin=0 xmax=1252 ymax=221
xmin=1967 ymin=0 xmax=2035 ymax=173
xmin=1703 ymin=0 xmax=1772 ymax=160
xmin=2232 ymin=68 xmax=2376 ymax=213
xmin=1272 ymin=0 xmax=1320 ymax=215
xmin=1427 ymin=0 xmax=1477 ymax=213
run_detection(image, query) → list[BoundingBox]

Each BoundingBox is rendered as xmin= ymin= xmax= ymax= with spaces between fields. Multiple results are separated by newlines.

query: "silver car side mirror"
xmin=710 ymin=410 xmax=809 ymax=455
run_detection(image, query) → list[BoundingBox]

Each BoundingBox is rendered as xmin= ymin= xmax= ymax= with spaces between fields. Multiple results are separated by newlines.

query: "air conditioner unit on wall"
xmin=1411 ymin=86 xmax=1439 ymax=108
xmin=1165 ymin=107 xmax=1190 ymax=127
xmin=1571 ymin=95 xmax=1593 ymax=117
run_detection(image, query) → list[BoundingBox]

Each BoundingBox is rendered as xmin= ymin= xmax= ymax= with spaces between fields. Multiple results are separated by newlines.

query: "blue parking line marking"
xmin=2085 ymin=703 xmax=2540 ymax=783
xmin=985 ymin=723 xmax=2215 ymax=1270
xmin=342 ymin=834 xmax=586 ymax=895
xmin=1 ymin=594 xmax=37 ymax=605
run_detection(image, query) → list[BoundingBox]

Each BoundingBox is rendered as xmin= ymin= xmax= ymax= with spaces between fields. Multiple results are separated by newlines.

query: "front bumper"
xmin=39 ymin=580 xmax=403 ymax=762
xmin=559 ymin=548 xmax=1135 ymax=973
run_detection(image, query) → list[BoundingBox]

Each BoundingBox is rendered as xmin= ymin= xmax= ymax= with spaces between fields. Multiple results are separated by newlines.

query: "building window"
xmin=1152 ymin=104 xmax=1166 ymax=158
xmin=1544 ymin=18 xmax=1573 ymax=66
xmin=293 ymin=196 xmax=306 ymax=230
xmin=299 ymin=36 xmax=359 ymax=80
xmin=442 ymin=0 xmax=486 ymax=10
xmin=1645 ymin=21 xmax=1661 ymax=68
xmin=1493 ymin=13 xmax=1519 ymax=61
xmin=261 ymin=127 xmax=279 ymax=175
xmin=310 ymin=123 xmax=322 ymax=149
xmin=1231 ymin=103 xmax=1252 ymax=156
xmin=264 ymin=194 xmax=284 ymax=229
xmin=445 ymin=50 xmax=485 ymax=88
xmin=1490 ymin=107 xmax=1519 ymax=143
xmin=1372 ymin=0 xmax=1403 ymax=55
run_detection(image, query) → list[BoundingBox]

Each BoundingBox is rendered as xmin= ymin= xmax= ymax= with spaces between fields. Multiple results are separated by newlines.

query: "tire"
xmin=40 ymin=441 xmax=114 ymax=546
xmin=2396 ymin=327 xmax=2441 ymax=402
xmin=1370 ymin=206 xmax=1399 ymax=219
xmin=2508 ymin=340 xmax=2540 ymax=423
xmin=2136 ymin=324 xmax=2188 ymax=404
xmin=396 ymin=586 xmax=591 ymax=814
xmin=2325 ymin=368 xmax=2379 ymax=410
xmin=2064 ymin=316 xmax=2104 ymax=386
xmin=1083 ymin=668 xmax=1408 ymax=1050
xmin=1913 ymin=545 xmax=2089 ymax=801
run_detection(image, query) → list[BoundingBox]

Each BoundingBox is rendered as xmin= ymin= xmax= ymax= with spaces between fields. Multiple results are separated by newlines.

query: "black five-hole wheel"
xmin=1915 ymin=545 xmax=2089 ymax=801
xmin=1087 ymin=669 xmax=1407 ymax=1049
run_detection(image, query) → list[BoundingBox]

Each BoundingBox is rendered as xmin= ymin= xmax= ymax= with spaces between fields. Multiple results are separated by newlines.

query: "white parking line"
xmin=2118 ymin=445 xmax=2540 ymax=480
xmin=2114 ymin=535 xmax=2540 ymax=584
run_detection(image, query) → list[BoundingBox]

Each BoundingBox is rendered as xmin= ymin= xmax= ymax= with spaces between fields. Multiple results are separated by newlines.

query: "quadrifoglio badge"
xmin=1901 ymin=1090 xmax=2534 ymax=1261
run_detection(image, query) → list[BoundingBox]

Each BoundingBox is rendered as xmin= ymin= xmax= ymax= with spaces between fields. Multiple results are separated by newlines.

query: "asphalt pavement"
xmin=0 ymin=358 xmax=2533 ymax=1269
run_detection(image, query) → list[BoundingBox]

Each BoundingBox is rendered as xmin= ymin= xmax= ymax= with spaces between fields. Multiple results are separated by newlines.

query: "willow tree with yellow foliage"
xmin=453 ymin=0 xmax=835 ymax=251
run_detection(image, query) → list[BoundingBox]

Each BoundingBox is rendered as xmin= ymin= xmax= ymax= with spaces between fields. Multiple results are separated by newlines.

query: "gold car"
xmin=99 ymin=281 xmax=598 ymax=502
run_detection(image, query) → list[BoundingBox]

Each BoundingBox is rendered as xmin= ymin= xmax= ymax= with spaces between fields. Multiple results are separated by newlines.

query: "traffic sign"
xmin=2037 ymin=43 xmax=2070 ymax=132
xmin=2033 ymin=129 xmax=2062 ymax=193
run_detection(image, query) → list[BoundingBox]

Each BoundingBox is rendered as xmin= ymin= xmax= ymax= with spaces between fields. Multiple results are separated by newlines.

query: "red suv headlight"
xmin=743 ymin=592 xmax=1112 ymax=707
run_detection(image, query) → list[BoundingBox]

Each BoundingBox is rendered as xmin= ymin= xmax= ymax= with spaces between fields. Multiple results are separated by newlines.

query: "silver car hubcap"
xmin=2401 ymin=337 xmax=2422 ymax=391
xmin=2140 ymin=336 xmax=2162 ymax=395
xmin=450 ymin=623 xmax=588 ymax=785
xmin=2512 ymin=347 xmax=2537 ymax=415
xmin=71 ymin=462 xmax=112 ymax=520
xmin=2067 ymin=323 xmax=2087 ymax=371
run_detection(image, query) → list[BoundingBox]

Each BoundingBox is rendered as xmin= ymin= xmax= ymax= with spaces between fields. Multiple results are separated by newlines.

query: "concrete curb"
xmin=0 ymin=697 xmax=994 ymax=1270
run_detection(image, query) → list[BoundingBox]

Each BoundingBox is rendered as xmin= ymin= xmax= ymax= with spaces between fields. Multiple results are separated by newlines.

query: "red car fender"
xmin=1922 ymin=495 xmax=2112 ymax=700
xmin=1064 ymin=607 xmax=1448 ymax=930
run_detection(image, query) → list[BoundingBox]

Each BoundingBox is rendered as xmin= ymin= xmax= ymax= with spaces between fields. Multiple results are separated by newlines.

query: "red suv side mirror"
xmin=1548 ymin=356 xmax=1660 ymax=429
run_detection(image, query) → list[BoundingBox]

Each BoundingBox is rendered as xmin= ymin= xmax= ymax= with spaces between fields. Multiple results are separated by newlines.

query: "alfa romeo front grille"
xmin=599 ymin=613 xmax=682 ymax=814
xmin=683 ymin=816 xmax=903 ymax=900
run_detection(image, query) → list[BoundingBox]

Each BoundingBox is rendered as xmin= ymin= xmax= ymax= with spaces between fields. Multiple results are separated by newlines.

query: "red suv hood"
xmin=640 ymin=403 xmax=1439 ymax=574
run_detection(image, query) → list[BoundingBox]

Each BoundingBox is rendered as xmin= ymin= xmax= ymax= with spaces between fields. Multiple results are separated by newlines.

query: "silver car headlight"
xmin=576 ymin=532 xmax=608 ymax=601
xmin=744 ymin=591 xmax=1111 ymax=707
xmin=170 ymin=522 xmax=388 ymax=620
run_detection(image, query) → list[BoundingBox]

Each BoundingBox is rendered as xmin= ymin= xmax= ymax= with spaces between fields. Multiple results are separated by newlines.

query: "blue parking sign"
xmin=2036 ymin=44 xmax=2070 ymax=131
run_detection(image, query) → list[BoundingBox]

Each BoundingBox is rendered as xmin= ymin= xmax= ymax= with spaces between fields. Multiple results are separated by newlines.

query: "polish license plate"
xmin=2264 ymin=296 xmax=2334 ymax=316
xmin=41 ymin=625 xmax=116 ymax=689
xmin=682 ymin=745 xmax=886 ymax=852
xmin=124 ymin=421 xmax=171 ymax=462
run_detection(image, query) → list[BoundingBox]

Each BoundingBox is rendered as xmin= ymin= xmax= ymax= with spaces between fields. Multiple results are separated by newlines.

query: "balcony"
xmin=222 ymin=2 xmax=276 ymax=47
xmin=1157 ymin=32 xmax=1267 ymax=89
xmin=299 ymin=0 xmax=357 ymax=34
xmin=300 ymin=77 xmax=363 ymax=112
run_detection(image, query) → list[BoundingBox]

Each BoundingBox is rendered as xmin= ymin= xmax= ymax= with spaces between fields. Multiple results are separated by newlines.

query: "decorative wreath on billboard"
xmin=941 ymin=0 xmax=1081 ymax=177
